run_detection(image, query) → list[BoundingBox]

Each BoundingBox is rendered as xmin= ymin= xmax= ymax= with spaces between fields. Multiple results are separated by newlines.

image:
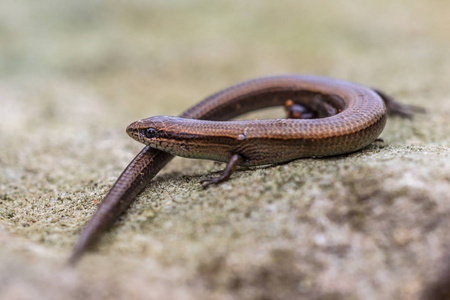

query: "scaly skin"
xmin=69 ymin=75 xmax=422 ymax=265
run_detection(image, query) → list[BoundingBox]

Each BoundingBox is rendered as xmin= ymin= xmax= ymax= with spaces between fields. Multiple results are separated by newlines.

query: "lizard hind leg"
xmin=372 ymin=89 xmax=425 ymax=120
xmin=284 ymin=99 xmax=316 ymax=119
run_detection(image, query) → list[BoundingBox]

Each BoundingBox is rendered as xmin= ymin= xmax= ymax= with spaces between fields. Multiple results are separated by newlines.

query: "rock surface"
xmin=0 ymin=1 xmax=449 ymax=299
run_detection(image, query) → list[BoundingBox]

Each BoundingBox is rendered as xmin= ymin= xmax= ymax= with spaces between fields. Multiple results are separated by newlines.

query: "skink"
xmin=69 ymin=75 xmax=422 ymax=264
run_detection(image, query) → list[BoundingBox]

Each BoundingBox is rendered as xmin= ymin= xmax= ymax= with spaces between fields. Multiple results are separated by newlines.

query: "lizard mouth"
xmin=126 ymin=120 xmax=145 ymax=142
xmin=126 ymin=118 xmax=161 ymax=144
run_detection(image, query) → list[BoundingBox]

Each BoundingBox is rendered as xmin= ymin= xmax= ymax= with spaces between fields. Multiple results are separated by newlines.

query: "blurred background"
xmin=1 ymin=0 xmax=449 ymax=116
xmin=0 ymin=1 xmax=449 ymax=299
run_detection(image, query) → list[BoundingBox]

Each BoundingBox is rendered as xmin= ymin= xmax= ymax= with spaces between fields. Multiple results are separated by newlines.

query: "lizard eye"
xmin=144 ymin=128 xmax=158 ymax=138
